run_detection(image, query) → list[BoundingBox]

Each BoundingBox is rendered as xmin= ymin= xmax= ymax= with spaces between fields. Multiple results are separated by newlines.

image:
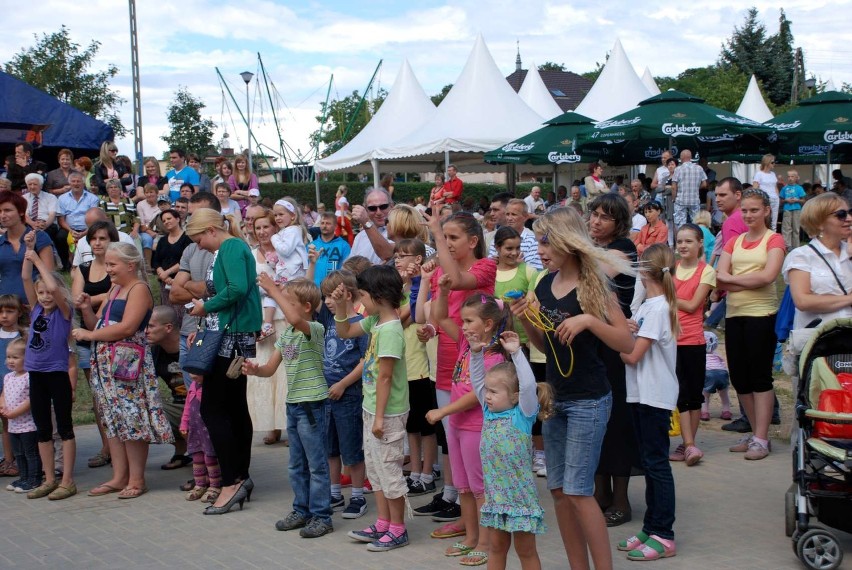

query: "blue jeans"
xmin=543 ymin=393 xmax=612 ymax=496
xmin=631 ymin=403 xmax=675 ymax=540
xmin=286 ymin=401 xmax=332 ymax=524
xmin=326 ymin=394 xmax=364 ymax=466
xmin=705 ymin=297 xmax=726 ymax=329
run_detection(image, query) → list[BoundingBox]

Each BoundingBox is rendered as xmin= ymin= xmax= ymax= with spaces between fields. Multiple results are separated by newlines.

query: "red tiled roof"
xmin=506 ymin=69 xmax=593 ymax=112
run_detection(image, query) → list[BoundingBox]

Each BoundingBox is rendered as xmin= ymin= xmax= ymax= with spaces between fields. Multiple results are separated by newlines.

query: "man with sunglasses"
xmin=351 ymin=188 xmax=394 ymax=264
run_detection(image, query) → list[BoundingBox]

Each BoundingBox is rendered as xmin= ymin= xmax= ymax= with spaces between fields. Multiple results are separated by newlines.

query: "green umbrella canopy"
xmin=765 ymin=91 xmax=852 ymax=164
xmin=483 ymin=111 xmax=596 ymax=165
xmin=575 ymin=90 xmax=774 ymax=165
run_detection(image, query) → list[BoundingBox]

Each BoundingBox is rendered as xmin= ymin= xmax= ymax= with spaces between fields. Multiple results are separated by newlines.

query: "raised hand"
xmin=74 ymin=292 xmax=91 ymax=310
xmin=23 ymin=230 xmax=36 ymax=250
xmin=437 ymin=273 xmax=453 ymax=293
xmin=421 ymin=259 xmax=438 ymax=279
xmin=499 ymin=330 xmax=522 ymax=354
xmin=257 ymin=272 xmax=276 ymax=294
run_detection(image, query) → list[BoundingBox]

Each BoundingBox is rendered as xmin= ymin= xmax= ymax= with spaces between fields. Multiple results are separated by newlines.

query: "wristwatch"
xmin=364 ymin=221 xmax=375 ymax=230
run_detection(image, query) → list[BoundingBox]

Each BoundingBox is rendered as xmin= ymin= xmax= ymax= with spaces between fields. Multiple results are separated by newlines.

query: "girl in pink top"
xmin=427 ymin=288 xmax=509 ymax=566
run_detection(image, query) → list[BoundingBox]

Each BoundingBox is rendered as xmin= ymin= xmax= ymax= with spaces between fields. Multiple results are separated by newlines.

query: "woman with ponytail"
xmin=185 ymin=209 xmax=262 ymax=515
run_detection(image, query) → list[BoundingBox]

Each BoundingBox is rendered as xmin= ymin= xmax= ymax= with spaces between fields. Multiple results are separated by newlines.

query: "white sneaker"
xmin=536 ymin=466 xmax=547 ymax=478
xmin=532 ymin=455 xmax=545 ymax=473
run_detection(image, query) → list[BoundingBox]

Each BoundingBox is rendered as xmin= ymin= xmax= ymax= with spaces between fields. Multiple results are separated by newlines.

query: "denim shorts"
xmin=326 ymin=393 xmax=364 ymax=466
xmin=704 ymin=369 xmax=730 ymax=394
xmin=139 ymin=232 xmax=154 ymax=250
xmin=543 ymin=392 xmax=612 ymax=496
xmin=75 ymin=342 xmax=92 ymax=370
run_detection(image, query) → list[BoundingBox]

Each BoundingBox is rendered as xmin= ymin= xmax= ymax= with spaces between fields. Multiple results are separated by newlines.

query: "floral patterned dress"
xmin=479 ymin=404 xmax=546 ymax=534
xmin=89 ymin=288 xmax=174 ymax=444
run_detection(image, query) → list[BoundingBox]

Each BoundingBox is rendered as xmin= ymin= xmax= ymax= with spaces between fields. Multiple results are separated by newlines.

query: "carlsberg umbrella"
xmin=575 ymin=90 xmax=774 ymax=165
xmin=765 ymin=91 xmax=852 ymax=164
xmin=483 ymin=111 xmax=597 ymax=166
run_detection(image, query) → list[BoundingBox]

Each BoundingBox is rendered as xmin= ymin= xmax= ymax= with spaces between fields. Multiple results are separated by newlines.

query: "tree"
xmin=538 ymin=62 xmax=566 ymax=72
xmin=431 ymin=84 xmax=453 ymax=106
xmin=657 ymin=66 xmax=750 ymax=112
xmin=581 ymin=53 xmax=609 ymax=83
xmin=311 ymin=89 xmax=387 ymax=158
xmin=161 ymin=87 xmax=216 ymax=159
xmin=4 ymin=26 xmax=127 ymax=137
xmin=720 ymin=7 xmax=796 ymax=106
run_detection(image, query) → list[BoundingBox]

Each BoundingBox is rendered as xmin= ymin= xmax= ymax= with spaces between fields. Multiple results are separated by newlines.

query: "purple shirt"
xmin=24 ymin=304 xmax=71 ymax=373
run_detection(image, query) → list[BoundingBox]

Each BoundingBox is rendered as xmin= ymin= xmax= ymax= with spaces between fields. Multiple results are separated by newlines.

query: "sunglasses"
xmin=832 ymin=209 xmax=850 ymax=220
xmin=109 ymin=148 xmax=118 ymax=153
xmin=366 ymin=203 xmax=390 ymax=212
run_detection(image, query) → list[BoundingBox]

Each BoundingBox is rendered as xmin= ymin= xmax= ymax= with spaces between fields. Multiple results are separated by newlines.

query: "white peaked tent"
xmin=732 ymin=75 xmax=774 ymax=183
xmin=574 ymin=38 xmax=651 ymax=121
xmin=518 ymin=63 xmax=564 ymax=121
xmin=377 ymin=34 xmax=545 ymax=160
xmin=314 ymin=59 xmax=436 ymax=173
xmin=641 ymin=67 xmax=661 ymax=95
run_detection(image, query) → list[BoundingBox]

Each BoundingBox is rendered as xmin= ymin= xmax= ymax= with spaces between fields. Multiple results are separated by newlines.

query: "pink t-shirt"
xmin=431 ymin=258 xmax=497 ymax=391
xmin=719 ymin=209 xmax=748 ymax=251
xmin=3 ymin=372 xmax=36 ymax=433
xmin=449 ymin=337 xmax=505 ymax=431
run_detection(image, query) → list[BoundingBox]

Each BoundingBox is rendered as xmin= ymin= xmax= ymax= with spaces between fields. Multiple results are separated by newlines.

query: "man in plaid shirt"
xmin=672 ymin=149 xmax=707 ymax=227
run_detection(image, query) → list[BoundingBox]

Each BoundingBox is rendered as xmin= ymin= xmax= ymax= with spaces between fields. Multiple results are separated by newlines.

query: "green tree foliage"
xmin=538 ymin=62 xmax=566 ymax=72
xmin=4 ymin=25 xmax=127 ymax=136
xmin=311 ymin=89 xmax=387 ymax=158
xmin=431 ymin=84 xmax=453 ymax=106
xmin=657 ymin=65 xmax=751 ymax=112
xmin=580 ymin=54 xmax=608 ymax=83
xmin=720 ymin=7 xmax=796 ymax=106
xmin=161 ymin=87 xmax=216 ymax=159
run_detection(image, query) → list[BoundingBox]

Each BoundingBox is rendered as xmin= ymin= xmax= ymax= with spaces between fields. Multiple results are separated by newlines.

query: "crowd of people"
xmin=1 ymin=141 xmax=851 ymax=569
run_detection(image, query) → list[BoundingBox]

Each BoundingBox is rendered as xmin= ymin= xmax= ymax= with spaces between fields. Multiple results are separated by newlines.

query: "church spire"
xmin=515 ymin=39 xmax=522 ymax=71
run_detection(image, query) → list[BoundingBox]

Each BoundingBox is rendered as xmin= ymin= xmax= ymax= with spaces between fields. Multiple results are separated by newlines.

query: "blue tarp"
xmin=0 ymin=70 xmax=114 ymax=151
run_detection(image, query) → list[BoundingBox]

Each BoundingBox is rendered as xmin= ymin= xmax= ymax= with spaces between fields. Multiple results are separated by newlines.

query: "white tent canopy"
xmin=641 ymin=67 xmax=661 ymax=95
xmin=574 ymin=38 xmax=651 ymax=120
xmin=314 ymin=59 xmax=436 ymax=172
xmin=376 ymin=34 xmax=545 ymax=160
xmin=517 ymin=62 xmax=563 ymax=121
xmin=736 ymin=75 xmax=774 ymax=123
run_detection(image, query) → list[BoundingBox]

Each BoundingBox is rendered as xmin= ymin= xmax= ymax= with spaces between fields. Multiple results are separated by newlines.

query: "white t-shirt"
xmin=72 ymin=231 xmax=136 ymax=267
xmin=350 ymin=225 xmax=390 ymax=265
xmin=752 ymin=171 xmax=779 ymax=199
xmin=631 ymin=212 xmax=647 ymax=233
xmin=625 ymin=295 xmax=679 ymax=410
xmin=524 ymin=195 xmax=546 ymax=216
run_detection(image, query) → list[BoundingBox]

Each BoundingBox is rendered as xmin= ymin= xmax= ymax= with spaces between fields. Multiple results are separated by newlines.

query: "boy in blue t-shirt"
xmin=308 ymin=212 xmax=351 ymax=287
xmin=780 ymin=169 xmax=806 ymax=250
xmin=319 ymin=270 xmax=368 ymax=519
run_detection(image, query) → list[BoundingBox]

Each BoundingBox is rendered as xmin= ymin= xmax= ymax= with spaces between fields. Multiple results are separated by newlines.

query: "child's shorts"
xmin=362 ymin=409 xmax=408 ymax=500
xmin=327 ymin=393 xmax=364 ymax=466
xmin=704 ymin=369 xmax=730 ymax=394
xmin=406 ymin=378 xmax=437 ymax=436
xmin=447 ymin=425 xmax=484 ymax=496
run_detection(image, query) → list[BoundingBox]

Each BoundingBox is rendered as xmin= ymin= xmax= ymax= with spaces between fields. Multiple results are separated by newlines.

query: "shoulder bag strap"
xmin=807 ymin=243 xmax=848 ymax=295
xmin=102 ymin=286 xmax=122 ymax=323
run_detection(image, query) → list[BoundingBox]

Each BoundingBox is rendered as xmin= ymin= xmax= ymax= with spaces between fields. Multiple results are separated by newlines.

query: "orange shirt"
xmin=633 ymin=220 xmax=668 ymax=255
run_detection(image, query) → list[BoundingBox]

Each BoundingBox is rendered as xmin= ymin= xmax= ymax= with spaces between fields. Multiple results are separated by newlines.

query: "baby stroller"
xmin=786 ymin=318 xmax=852 ymax=570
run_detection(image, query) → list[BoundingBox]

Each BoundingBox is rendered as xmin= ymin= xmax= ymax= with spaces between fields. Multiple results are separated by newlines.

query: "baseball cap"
xmin=248 ymin=188 xmax=260 ymax=197
xmin=157 ymin=195 xmax=170 ymax=203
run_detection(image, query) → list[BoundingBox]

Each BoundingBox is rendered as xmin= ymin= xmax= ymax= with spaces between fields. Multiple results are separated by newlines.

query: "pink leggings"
xmin=447 ymin=425 xmax=484 ymax=497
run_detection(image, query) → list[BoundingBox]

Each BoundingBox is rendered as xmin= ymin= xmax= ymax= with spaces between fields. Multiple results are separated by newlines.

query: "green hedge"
xmin=258 ymin=182 xmax=555 ymax=208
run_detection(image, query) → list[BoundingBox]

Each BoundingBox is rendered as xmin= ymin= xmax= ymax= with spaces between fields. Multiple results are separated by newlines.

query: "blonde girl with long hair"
xmin=618 ymin=243 xmax=680 ymax=561
xmin=511 ymin=207 xmax=634 ymax=570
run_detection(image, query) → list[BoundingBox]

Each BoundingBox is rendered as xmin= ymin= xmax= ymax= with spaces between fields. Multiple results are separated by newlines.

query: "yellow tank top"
xmin=727 ymin=230 xmax=778 ymax=318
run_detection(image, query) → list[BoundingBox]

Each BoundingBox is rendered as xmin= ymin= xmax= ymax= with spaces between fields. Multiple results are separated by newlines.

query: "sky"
xmin=2 ymin=0 xmax=850 ymax=164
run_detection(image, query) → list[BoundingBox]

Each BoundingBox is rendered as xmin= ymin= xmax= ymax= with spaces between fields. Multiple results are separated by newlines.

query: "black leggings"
xmin=725 ymin=315 xmax=777 ymax=395
xmin=200 ymin=356 xmax=253 ymax=487
xmin=676 ymin=345 xmax=706 ymax=412
xmin=29 ymin=371 xmax=75 ymax=443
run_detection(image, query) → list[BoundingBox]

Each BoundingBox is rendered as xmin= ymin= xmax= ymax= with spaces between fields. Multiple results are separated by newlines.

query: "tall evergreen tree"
xmin=161 ymin=87 xmax=216 ymax=159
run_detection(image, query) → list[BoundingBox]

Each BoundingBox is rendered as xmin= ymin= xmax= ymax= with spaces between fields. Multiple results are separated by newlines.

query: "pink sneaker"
xmin=668 ymin=444 xmax=685 ymax=462
xmin=720 ymin=410 xmax=733 ymax=420
xmin=684 ymin=445 xmax=703 ymax=466
xmin=700 ymin=411 xmax=710 ymax=421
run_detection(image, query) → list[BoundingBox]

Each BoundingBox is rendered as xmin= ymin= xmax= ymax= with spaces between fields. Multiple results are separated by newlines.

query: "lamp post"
xmin=240 ymin=71 xmax=254 ymax=174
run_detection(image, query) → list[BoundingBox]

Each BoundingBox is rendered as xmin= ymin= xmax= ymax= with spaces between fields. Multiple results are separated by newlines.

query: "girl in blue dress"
xmin=469 ymin=330 xmax=553 ymax=570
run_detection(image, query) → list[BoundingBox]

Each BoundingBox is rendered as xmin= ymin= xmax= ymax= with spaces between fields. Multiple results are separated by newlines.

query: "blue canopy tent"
xmin=0 ymin=70 xmax=114 ymax=165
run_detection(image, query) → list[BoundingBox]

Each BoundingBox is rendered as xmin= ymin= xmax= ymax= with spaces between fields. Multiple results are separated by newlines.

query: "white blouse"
xmin=782 ymin=239 xmax=852 ymax=329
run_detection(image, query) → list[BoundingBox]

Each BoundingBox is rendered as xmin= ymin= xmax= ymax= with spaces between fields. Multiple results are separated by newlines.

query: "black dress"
xmin=596 ymin=236 xmax=642 ymax=477
xmin=77 ymin=262 xmax=112 ymax=351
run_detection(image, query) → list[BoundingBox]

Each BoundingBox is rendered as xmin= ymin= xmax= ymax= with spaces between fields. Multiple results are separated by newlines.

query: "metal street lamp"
xmin=240 ymin=71 xmax=254 ymax=174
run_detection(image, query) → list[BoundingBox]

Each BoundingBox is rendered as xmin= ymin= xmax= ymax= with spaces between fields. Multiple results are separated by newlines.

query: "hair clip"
xmin=661 ymin=266 xmax=670 ymax=273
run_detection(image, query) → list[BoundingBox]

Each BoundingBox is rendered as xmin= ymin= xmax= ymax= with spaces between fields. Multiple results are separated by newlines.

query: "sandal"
xmin=87 ymin=452 xmax=111 ymax=468
xmin=0 ymin=460 xmax=19 ymax=477
xmin=202 ymin=488 xmax=221 ymax=503
xmin=186 ymin=486 xmax=208 ymax=501
xmin=445 ymin=542 xmax=475 ymax=557
xmin=431 ymin=522 xmax=466 ymax=539
xmin=618 ymin=531 xmax=649 ymax=552
xmin=459 ymin=551 xmax=488 ymax=566
xmin=88 ymin=483 xmax=123 ymax=497
xmin=605 ymin=509 xmax=632 ymax=527
xmin=117 ymin=486 xmax=149 ymax=499
xmin=160 ymin=454 xmax=191 ymax=470
xmin=627 ymin=535 xmax=676 ymax=561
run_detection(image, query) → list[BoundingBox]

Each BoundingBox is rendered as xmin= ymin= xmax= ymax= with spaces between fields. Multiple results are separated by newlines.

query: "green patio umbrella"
xmin=765 ymin=91 xmax=852 ymax=164
xmin=575 ymin=90 xmax=774 ymax=165
xmin=483 ymin=111 xmax=596 ymax=165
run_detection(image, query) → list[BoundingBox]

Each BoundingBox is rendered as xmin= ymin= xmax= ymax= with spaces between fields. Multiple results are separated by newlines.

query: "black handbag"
xmin=183 ymin=259 xmax=248 ymax=375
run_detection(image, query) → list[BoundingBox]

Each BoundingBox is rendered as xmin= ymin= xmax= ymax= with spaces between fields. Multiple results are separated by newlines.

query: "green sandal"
xmin=445 ymin=542 xmax=474 ymax=557
xmin=459 ymin=551 xmax=488 ymax=566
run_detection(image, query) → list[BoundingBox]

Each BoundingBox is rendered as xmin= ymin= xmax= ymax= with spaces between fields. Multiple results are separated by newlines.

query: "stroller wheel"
xmin=785 ymin=484 xmax=797 ymax=537
xmin=796 ymin=528 xmax=843 ymax=570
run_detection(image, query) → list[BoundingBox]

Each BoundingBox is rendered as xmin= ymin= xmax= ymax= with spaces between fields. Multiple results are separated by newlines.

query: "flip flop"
xmin=431 ymin=522 xmax=466 ymax=539
xmin=445 ymin=542 xmax=474 ymax=557
xmin=160 ymin=454 xmax=191 ymax=470
xmin=88 ymin=483 xmax=122 ymax=497
xmin=117 ymin=486 xmax=149 ymax=499
xmin=459 ymin=551 xmax=488 ymax=566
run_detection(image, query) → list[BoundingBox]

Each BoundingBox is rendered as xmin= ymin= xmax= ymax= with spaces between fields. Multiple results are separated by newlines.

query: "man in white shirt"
xmin=650 ymin=150 xmax=673 ymax=200
xmin=523 ymin=186 xmax=546 ymax=219
xmin=624 ymin=191 xmax=646 ymax=239
xmin=488 ymin=199 xmax=542 ymax=269
xmin=72 ymin=207 xmax=135 ymax=267
xmin=24 ymin=173 xmax=63 ymax=268
xmin=350 ymin=188 xmax=394 ymax=265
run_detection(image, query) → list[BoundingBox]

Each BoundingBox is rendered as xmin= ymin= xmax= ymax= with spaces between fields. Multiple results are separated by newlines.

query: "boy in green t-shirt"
xmin=329 ymin=265 xmax=411 ymax=552
xmin=243 ymin=277 xmax=332 ymax=539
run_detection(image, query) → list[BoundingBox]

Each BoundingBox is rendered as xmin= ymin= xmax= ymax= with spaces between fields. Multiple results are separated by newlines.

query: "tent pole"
xmin=553 ymin=165 xmax=558 ymax=196
xmin=444 ymin=150 xmax=450 ymax=178
xmin=314 ymin=174 xmax=321 ymax=209
xmin=371 ymin=159 xmax=380 ymax=189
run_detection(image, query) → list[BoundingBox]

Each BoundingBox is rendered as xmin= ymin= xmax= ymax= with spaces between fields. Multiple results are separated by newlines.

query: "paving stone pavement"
xmin=0 ymin=425 xmax=850 ymax=569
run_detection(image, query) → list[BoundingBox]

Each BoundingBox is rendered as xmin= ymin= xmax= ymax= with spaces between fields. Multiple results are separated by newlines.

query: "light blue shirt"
xmin=57 ymin=190 xmax=101 ymax=230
